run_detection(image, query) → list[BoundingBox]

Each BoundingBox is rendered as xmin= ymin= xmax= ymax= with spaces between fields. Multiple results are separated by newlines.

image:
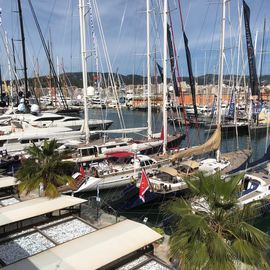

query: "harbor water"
xmin=89 ymin=107 xmax=268 ymax=161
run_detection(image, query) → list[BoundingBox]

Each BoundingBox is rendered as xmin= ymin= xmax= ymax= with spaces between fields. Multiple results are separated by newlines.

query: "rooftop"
xmin=3 ymin=219 xmax=162 ymax=270
xmin=0 ymin=195 xmax=86 ymax=228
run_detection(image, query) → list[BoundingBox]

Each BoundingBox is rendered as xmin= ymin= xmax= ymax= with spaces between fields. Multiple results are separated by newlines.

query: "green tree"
xmin=163 ymin=172 xmax=270 ymax=270
xmin=16 ymin=139 xmax=76 ymax=198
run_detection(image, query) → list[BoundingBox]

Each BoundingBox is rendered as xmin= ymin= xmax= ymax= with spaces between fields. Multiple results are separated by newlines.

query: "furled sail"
xmin=243 ymin=0 xmax=259 ymax=97
xmin=156 ymin=63 xmax=163 ymax=82
xmin=183 ymin=32 xmax=198 ymax=117
xmin=171 ymin=125 xmax=221 ymax=160
xmin=167 ymin=24 xmax=179 ymax=97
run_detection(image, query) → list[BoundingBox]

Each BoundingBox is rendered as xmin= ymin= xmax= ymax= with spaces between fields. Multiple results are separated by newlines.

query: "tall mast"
xmin=216 ymin=0 xmax=226 ymax=161
xmin=259 ymin=18 xmax=266 ymax=85
xmin=163 ymin=0 xmax=168 ymax=154
xmin=17 ymin=0 xmax=28 ymax=97
xmin=147 ymin=0 xmax=152 ymax=139
xmin=5 ymin=32 xmax=13 ymax=108
xmin=79 ymin=0 xmax=90 ymax=143
xmin=235 ymin=0 xmax=243 ymax=150
xmin=243 ymin=0 xmax=259 ymax=97
xmin=0 ymin=66 xmax=3 ymax=105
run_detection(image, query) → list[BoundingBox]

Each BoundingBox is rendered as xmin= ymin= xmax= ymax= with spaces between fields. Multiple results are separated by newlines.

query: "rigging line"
xmin=36 ymin=0 xmax=57 ymax=57
xmin=70 ymin=0 xmax=74 ymax=72
xmin=1 ymin=32 xmax=21 ymax=83
xmin=88 ymin=0 xmax=106 ymax=130
xmin=205 ymin=4 xmax=219 ymax=77
xmin=253 ymin=0 xmax=265 ymax=33
xmin=92 ymin=0 xmax=126 ymax=130
xmin=0 ymin=28 xmax=21 ymax=95
xmin=28 ymin=0 xmax=68 ymax=109
xmin=151 ymin=0 xmax=162 ymax=60
xmin=152 ymin=1 xmax=166 ymax=129
xmin=227 ymin=0 xmax=234 ymax=81
xmin=10 ymin=0 xmax=20 ymax=50
xmin=9 ymin=38 xmax=24 ymax=77
xmin=112 ymin=0 xmax=128 ymax=68
xmin=236 ymin=0 xmax=243 ymax=88
xmin=177 ymin=0 xmax=201 ymax=140
xmin=25 ymin=45 xmax=43 ymax=100
xmin=24 ymin=19 xmax=38 ymax=66
xmin=168 ymin=2 xmax=191 ymax=146
xmin=61 ymin=0 xmax=72 ymax=52
xmin=258 ymin=19 xmax=266 ymax=84
xmin=92 ymin=1 xmax=121 ymax=127
xmin=196 ymin=1 xmax=211 ymax=48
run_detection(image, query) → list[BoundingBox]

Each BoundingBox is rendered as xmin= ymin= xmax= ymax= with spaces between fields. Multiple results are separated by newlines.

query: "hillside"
xmin=26 ymin=72 xmax=270 ymax=88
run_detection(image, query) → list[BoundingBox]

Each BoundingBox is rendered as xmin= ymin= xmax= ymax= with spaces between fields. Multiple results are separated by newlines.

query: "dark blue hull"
xmin=109 ymin=184 xmax=188 ymax=212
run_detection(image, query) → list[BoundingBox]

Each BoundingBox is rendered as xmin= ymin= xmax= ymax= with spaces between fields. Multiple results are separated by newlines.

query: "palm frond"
xmin=44 ymin=182 xmax=60 ymax=198
xmin=161 ymin=198 xmax=192 ymax=218
xmin=164 ymin=171 xmax=270 ymax=269
xmin=16 ymin=139 xmax=75 ymax=198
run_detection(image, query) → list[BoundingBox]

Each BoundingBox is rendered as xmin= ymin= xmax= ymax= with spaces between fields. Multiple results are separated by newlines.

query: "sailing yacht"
xmin=71 ymin=154 xmax=164 ymax=192
xmin=64 ymin=0 xmax=185 ymax=161
xmin=108 ymin=0 xmax=250 ymax=210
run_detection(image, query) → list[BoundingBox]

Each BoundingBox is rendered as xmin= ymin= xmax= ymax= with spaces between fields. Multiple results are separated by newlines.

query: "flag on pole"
xmin=139 ymin=169 xmax=150 ymax=202
xmin=80 ymin=165 xmax=85 ymax=177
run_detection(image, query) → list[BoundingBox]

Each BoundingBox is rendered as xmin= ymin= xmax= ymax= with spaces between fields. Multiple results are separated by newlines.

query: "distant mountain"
xmin=27 ymin=72 xmax=270 ymax=88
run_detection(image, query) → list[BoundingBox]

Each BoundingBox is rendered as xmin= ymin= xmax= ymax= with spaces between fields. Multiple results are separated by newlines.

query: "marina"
xmin=0 ymin=0 xmax=269 ymax=269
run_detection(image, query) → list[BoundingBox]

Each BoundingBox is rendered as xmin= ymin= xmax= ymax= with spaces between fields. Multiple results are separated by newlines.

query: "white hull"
xmin=75 ymin=174 xmax=132 ymax=192
xmin=0 ymin=111 xmax=112 ymax=131
xmin=74 ymin=158 xmax=171 ymax=192
xmin=238 ymin=172 xmax=270 ymax=206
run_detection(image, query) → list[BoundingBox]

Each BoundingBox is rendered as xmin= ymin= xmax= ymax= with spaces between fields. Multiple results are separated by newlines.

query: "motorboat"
xmin=12 ymin=112 xmax=112 ymax=131
xmin=238 ymin=165 xmax=270 ymax=206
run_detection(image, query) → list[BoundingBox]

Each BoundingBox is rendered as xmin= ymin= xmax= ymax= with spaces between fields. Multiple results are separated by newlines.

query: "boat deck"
xmin=247 ymin=167 xmax=270 ymax=185
xmin=221 ymin=149 xmax=251 ymax=174
xmin=238 ymin=191 xmax=261 ymax=203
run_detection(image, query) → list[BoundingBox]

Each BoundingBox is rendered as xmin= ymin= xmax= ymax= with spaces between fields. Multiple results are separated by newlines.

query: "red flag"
xmin=139 ymin=169 xmax=149 ymax=202
xmin=80 ymin=165 xmax=85 ymax=177
xmin=160 ymin=126 xmax=164 ymax=140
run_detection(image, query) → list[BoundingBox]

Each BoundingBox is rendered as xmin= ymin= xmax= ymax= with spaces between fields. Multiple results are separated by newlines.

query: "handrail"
xmin=87 ymin=195 xmax=119 ymax=222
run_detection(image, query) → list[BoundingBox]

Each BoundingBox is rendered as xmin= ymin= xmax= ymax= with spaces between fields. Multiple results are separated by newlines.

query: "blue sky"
xmin=0 ymin=0 xmax=269 ymax=80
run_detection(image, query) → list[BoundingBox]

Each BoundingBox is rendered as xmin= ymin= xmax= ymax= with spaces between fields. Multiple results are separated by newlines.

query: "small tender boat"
xmin=238 ymin=165 xmax=270 ymax=206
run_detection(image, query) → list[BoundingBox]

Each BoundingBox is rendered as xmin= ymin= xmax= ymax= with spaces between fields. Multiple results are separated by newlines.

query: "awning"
xmin=0 ymin=176 xmax=17 ymax=189
xmin=0 ymin=195 xmax=86 ymax=227
xmin=159 ymin=167 xmax=178 ymax=176
xmin=179 ymin=160 xmax=199 ymax=170
xmin=3 ymin=219 xmax=162 ymax=270
xmin=105 ymin=151 xmax=134 ymax=158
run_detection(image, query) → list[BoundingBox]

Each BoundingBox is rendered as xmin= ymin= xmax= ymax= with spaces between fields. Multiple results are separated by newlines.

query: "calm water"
xmin=90 ymin=108 xmax=268 ymax=160
xmin=86 ymin=108 xmax=270 ymax=231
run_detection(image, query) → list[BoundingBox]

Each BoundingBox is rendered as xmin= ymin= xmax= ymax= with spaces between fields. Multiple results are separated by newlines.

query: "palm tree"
xmin=163 ymin=172 xmax=270 ymax=270
xmin=16 ymin=139 xmax=76 ymax=198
